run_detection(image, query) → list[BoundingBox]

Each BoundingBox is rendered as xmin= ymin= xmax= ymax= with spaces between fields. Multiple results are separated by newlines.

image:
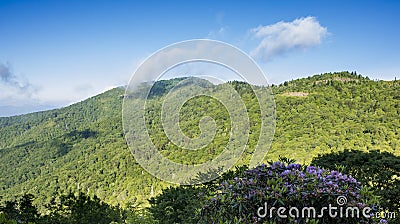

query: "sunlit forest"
xmin=1 ymin=72 xmax=399 ymax=223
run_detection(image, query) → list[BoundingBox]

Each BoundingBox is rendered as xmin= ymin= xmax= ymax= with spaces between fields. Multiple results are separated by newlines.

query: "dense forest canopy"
xmin=0 ymin=71 xmax=399 ymax=212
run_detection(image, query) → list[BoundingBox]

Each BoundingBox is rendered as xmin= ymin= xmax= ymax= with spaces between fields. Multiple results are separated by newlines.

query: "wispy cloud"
xmin=207 ymin=11 xmax=228 ymax=40
xmin=207 ymin=26 xmax=227 ymax=39
xmin=250 ymin=16 xmax=328 ymax=62
xmin=0 ymin=62 xmax=37 ymax=105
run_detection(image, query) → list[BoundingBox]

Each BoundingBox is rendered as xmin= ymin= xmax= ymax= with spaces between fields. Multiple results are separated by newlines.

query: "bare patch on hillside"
xmin=281 ymin=92 xmax=309 ymax=97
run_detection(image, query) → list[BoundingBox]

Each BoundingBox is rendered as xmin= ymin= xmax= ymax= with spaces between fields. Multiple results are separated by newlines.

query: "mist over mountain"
xmin=0 ymin=104 xmax=62 ymax=118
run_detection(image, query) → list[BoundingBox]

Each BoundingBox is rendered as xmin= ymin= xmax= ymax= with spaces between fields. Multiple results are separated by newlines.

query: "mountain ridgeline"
xmin=1 ymin=71 xmax=399 ymax=209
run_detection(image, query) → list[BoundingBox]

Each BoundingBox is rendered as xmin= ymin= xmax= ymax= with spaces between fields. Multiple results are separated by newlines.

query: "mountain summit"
xmin=1 ymin=72 xmax=399 ymax=207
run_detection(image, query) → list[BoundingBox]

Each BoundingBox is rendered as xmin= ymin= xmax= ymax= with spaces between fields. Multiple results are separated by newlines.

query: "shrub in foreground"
xmin=200 ymin=162 xmax=382 ymax=224
xmin=311 ymin=150 xmax=400 ymax=216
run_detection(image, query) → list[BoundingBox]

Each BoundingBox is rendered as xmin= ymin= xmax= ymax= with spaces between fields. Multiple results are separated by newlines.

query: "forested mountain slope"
xmin=1 ymin=71 xmax=399 ymax=208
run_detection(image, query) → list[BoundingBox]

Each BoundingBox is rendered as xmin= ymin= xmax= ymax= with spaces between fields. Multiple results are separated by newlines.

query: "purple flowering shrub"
xmin=200 ymin=162 xmax=382 ymax=224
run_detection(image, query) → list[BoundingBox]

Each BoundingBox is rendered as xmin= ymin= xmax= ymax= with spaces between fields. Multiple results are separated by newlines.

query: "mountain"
xmin=1 ymin=71 xmax=399 ymax=209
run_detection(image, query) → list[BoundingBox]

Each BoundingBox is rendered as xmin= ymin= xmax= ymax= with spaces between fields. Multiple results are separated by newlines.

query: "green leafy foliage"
xmin=43 ymin=192 xmax=125 ymax=224
xmin=0 ymin=87 xmax=164 ymax=209
xmin=0 ymin=194 xmax=39 ymax=224
xmin=0 ymin=72 xmax=399 ymax=219
xmin=270 ymin=71 xmax=400 ymax=162
xmin=148 ymin=186 xmax=203 ymax=224
xmin=311 ymin=150 xmax=400 ymax=222
xmin=0 ymin=192 xmax=131 ymax=224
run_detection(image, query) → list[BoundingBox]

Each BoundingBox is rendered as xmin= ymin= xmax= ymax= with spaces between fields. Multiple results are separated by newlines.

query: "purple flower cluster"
xmin=200 ymin=162 xmax=381 ymax=224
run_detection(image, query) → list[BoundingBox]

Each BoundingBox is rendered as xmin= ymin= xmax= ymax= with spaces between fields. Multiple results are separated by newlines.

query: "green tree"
xmin=148 ymin=186 xmax=203 ymax=224
xmin=44 ymin=192 xmax=125 ymax=224
xmin=311 ymin=150 xmax=400 ymax=221
xmin=18 ymin=194 xmax=39 ymax=223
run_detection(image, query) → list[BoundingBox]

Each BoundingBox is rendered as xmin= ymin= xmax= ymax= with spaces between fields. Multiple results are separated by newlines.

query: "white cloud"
xmin=250 ymin=16 xmax=328 ymax=61
xmin=126 ymin=40 xmax=270 ymax=88
xmin=0 ymin=63 xmax=38 ymax=106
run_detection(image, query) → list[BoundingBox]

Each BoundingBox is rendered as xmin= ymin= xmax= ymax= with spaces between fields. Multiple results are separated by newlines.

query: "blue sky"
xmin=0 ymin=0 xmax=399 ymax=116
